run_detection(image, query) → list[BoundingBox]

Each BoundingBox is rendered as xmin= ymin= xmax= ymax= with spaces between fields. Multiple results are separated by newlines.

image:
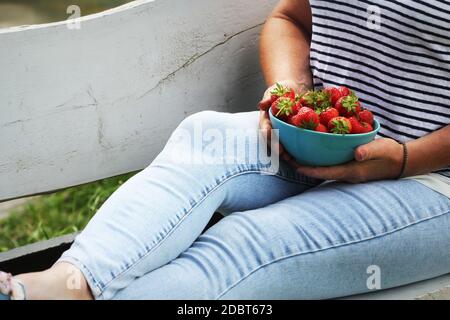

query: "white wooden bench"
xmin=0 ymin=0 xmax=448 ymax=300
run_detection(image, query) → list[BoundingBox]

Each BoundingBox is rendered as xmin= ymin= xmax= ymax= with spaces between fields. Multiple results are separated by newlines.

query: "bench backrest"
xmin=0 ymin=0 xmax=276 ymax=202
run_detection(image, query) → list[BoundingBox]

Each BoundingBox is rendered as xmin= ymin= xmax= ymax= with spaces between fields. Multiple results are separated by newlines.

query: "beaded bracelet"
xmin=397 ymin=142 xmax=408 ymax=179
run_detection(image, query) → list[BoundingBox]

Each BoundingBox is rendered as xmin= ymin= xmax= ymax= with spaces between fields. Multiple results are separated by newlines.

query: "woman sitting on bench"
xmin=1 ymin=0 xmax=449 ymax=300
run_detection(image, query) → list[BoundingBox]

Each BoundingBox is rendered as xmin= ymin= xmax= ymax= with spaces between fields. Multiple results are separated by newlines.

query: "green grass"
xmin=0 ymin=0 xmax=135 ymax=27
xmin=0 ymin=172 xmax=136 ymax=252
xmin=0 ymin=0 xmax=135 ymax=18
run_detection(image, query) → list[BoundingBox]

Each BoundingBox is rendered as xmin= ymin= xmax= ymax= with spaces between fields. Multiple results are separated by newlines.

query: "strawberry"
xmin=338 ymin=86 xmax=352 ymax=97
xmin=292 ymin=101 xmax=302 ymax=115
xmin=328 ymin=117 xmax=352 ymax=134
xmin=270 ymin=83 xmax=294 ymax=103
xmin=324 ymin=87 xmax=342 ymax=106
xmin=361 ymin=122 xmax=374 ymax=133
xmin=349 ymin=117 xmax=366 ymax=134
xmin=283 ymin=101 xmax=302 ymax=123
xmin=358 ymin=109 xmax=374 ymax=126
xmin=271 ymin=97 xmax=296 ymax=120
xmin=286 ymin=90 xmax=296 ymax=100
xmin=335 ymin=94 xmax=362 ymax=117
xmin=315 ymin=123 xmax=328 ymax=133
xmin=299 ymin=90 xmax=317 ymax=109
xmin=290 ymin=107 xmax=320 ymax=130
xmin=319 ymin=107 xmax=339 ymax=126
xmin=288 ymin=114 xmax=299 ymax=126
xmin=349 ymin=117 xmax=374 ymax=134
xmin=350 ymin=100 xmax=362 ymax=117
xmin=316 ymin=90 xmax=332 ymax=111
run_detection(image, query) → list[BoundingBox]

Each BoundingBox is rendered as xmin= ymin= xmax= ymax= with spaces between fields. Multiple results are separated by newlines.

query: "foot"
xmin=3 ymin=263 xmax=93 ymax=300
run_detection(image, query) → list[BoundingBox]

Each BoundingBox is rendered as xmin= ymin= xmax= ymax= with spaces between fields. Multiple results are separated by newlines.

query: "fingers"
xmin=296 ymin=160 xmax=391 ymax=183
xmin=296 ymin=164 xmax=351 ymax=181
xmin=259 ymin=82 xmax=299 ymax=161
xmin=259 ymin=109 xmax=273 ymax=150
xmin=258 ymin=90 xmax=272 ymax=111
xmin=259 ymin=110 xmax=291 ymax=161
xmin=280 ymin=146 xmax=292 ymax=161
xmin=354 ymin=138 xmax=396 ymax=162
xmin=259 ymin=110 xmax=272 ymax=134
xmin=295 ymin=139 xmax=401 ymax=182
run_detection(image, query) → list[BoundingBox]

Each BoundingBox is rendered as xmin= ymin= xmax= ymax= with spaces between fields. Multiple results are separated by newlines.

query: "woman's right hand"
xmin=258 ymin=80 xmax=308 ymax=162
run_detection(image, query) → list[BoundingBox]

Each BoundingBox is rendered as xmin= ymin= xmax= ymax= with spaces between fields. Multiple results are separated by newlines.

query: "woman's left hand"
xmin=290 ymin=138 xmax=405 ymax=183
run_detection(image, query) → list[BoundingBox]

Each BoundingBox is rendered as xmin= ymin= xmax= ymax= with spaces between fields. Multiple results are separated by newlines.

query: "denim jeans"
xmin=59 ymin=111 xmax=450 ymax=300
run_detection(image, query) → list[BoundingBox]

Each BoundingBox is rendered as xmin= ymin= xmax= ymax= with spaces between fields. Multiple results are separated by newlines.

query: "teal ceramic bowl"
xmin=269 ymin=108 xmax=380 ymax=166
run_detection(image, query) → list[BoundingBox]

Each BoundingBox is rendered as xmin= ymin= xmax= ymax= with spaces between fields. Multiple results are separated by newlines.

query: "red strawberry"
xmin=349 ymin=100 xmax=362 ymax=117
xmin=319 ymin=107 xmax=339 ymax=126
xmin=271 ymin=97 xmax=296 ymax=120
xmin=316 ymin=123 xmax=328 ymax=133
xmin=335 ymin=94 xmax=362 ymax=117
xmin=285 ymin=90 xmax=296 ymax=100
xmin=284 ymin=101 xmax=302 ymax=123
xmin=324 ymin=87 xmax=342 ymax=106
xmin=270 ymin=83 xmax=293 ymax=103
xmin=358 ymin=109 xmax=374 ymax=126
xmin=361 ymin=122 xmax=374 ymax=133
xmin=349 ymin=117 xmax=366 ymax=134
xmin=316 ymin=90 xmax=332 ymax=110
xmin=299 ymin=90 xmax=317 ymax=109
xmin=271 ymin=99 xmax=282 ymax=117
xmin=349 ymin=117 xmax=374 ymax=134
xmin=292 ymin=102 xmax=302 ymax=115
xmin=328 ymin=117 xmax=352 ymax=134
xmin=338 ymin=86 xmax=352 ymax=97
xmin=290 ymin=107 xmax=320 ymax=130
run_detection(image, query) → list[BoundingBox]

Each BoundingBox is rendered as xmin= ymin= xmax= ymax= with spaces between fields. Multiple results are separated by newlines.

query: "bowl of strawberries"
xmin=268 ymin=84 xmax=380 ymax=166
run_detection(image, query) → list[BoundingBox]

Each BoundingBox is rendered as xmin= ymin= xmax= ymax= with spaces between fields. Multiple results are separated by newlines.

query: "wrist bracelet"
xmin=397 ymin=142 xmax=408 ymax=179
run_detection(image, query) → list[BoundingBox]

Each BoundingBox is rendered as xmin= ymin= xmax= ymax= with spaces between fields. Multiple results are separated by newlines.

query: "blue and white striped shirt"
xmin=309 ymin=0 xmax=450 ymax=179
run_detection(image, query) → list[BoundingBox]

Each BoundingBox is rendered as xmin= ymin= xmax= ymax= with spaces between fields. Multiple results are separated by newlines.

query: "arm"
xmin=258 ymin=0 xmax=313 ymax=160
xmin=260 ymin=0 xmax=313 ymax=89
xmin=404 ymin=125 xmax=450 ymax=176
xmin=258 ymin=1 xmax=450 ymax=182
xmin=295 ymin=126 xmax=450 ymax=183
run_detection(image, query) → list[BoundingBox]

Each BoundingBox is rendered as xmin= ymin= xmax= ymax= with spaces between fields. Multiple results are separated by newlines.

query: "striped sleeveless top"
xmin=309 ymin=0 xmax=450 ymax=179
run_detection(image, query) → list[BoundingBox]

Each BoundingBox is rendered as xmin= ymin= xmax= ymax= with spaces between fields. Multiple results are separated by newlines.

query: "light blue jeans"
xmin=59 ymin=111 xmax=450 ymax=300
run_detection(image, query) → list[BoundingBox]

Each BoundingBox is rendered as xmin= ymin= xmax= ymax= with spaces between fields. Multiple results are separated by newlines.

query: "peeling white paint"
xmin=0 ymin=0 xmax=277 ymax=201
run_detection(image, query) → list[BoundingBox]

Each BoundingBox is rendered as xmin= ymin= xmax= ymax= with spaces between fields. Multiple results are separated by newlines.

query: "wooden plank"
xmin=0 ymin=234 xmax=76 ymax=274
xmin=0 ymin=0 xmax=277 ymax=201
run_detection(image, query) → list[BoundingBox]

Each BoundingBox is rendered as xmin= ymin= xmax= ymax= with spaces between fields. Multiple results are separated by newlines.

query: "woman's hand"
xmin=290 ymin=138 xmax=405 ymax=183
xmin=258 ymin=80 xmax=308 ymax=162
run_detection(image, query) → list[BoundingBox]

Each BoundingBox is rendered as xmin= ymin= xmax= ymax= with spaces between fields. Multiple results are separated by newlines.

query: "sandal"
xmin=0 ymin=272 xmax=26 ymax=300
